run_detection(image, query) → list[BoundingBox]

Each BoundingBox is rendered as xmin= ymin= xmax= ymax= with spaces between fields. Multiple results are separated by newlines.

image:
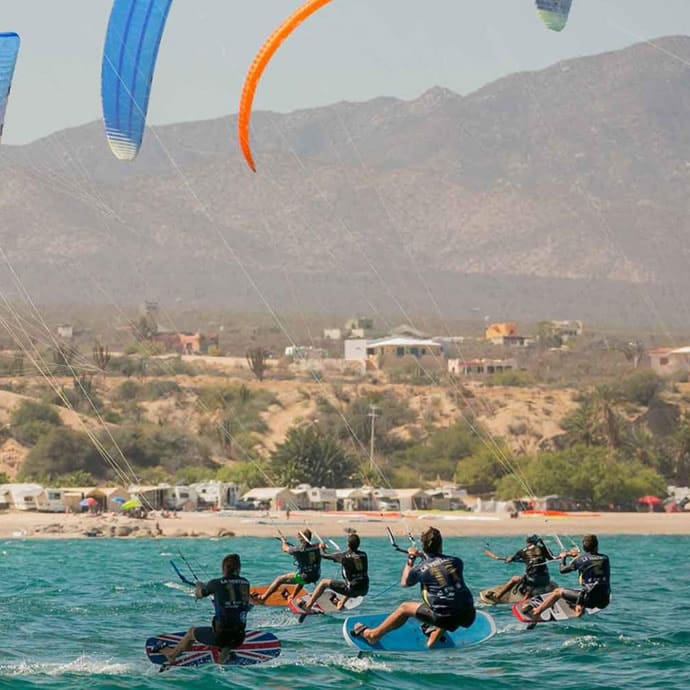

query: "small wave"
xmin=163 ymin=581 xmax=193 ymax=594
xmin=0 ymin=654 xmax=133 ymax=677
xmin=562 ymin=634 xmax=606 ymax=650
xmin=290 ymin=652 xmax=391 ymax=673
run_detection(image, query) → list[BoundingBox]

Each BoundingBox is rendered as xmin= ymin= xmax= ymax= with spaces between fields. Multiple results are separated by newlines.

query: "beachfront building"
xmin=336 ymin=488 xmax=374 ymax=512
xmin=0 ymin=483 xmax=47 ymax=511
xmin=61 ymin=487 xmax=131 ymax=512
xmin=425 ymin=486 xmax=470 ymax=511
xmin=242 ymin=487 xmax=300 ymax=511
xmin=394 ymin=489 xmax=431 ymax=512
xmin=192 ymin=481 xmax=239 ymax=509
xmin=306 ymin=487 xmax=338 ymax=511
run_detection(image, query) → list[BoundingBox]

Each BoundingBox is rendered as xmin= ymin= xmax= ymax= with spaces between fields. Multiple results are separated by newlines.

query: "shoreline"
xmin=1 ymin=509 xmax=688 ymax=539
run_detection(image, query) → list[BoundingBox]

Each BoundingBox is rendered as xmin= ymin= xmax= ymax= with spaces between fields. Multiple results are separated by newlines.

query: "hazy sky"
xmin=3 ymin=0 xmax=690 ymax=144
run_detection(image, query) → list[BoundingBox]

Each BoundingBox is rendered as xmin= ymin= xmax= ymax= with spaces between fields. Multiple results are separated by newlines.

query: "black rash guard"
xmin=406 ymin=554 xmax=474 ymax=616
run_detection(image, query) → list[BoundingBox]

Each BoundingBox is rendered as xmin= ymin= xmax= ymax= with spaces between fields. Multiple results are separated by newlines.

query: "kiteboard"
xmin=249 ymin=584 xmax=308 ymax=607
xmin=288 ymin=589 xmax=364 ymax=618
xmin=145 ymin=630 xmax=281 ymax=669
xmin=479 ymin=580 xmax=557 ymax=605
xmin=342 ymin=610 xmax=496 ymax=653
xmin=512 ymin=593 xmax=603 ymax=624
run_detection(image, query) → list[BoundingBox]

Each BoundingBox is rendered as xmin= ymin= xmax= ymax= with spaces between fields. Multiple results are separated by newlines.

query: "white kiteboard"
xmin=512 ymin=593 xmax=605 ymax=624
xmin=342 ymin=610 xmax=496 ymax=653
xmin=479 ymin=580 xmax=557 ymax=605
xmin=289 ymin=588 xmax=363 ymax=619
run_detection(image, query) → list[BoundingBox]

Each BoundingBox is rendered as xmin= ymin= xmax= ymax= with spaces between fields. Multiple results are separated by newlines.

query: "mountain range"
xmin=2 ymin=36 xmax=690 ymax=328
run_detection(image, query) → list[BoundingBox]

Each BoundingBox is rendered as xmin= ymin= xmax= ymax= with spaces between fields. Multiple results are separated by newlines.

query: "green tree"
xmin=52 ymin=343 xmax=79 ymax=375
xmin=217 ymin=461 xmax=268 ymax=491
xmin=618 ymin=370 xmax=664 ymax=407
xmin=20 ymin=428 xmax=102 ymax=480
xmin=10 ymin=400 xmax=63 ymax=446
xmin=317 ymin=391 xmax=413 ymax=454
xmin=270 ymin=426 xmax=358 ymax=488
xmin=670 ymin=414 xmax=690 ymax=486
xmin=391 ymin=419 xmax=479 ymax=481
xmin=455 ymin=445 xmax=509 ymax=494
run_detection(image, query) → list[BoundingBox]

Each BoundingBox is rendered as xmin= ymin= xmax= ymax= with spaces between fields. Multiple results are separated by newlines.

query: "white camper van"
xmin=43 ymin=489 xmax=66 ymax=513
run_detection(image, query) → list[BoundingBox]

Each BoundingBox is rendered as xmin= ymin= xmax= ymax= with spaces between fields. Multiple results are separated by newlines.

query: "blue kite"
xmin=101 ymin=0 xmax=172 ymax=160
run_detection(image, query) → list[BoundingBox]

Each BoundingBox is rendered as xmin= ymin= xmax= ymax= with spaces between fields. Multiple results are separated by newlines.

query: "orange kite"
xmin=238 ymin=0 xmax=334 ymax=172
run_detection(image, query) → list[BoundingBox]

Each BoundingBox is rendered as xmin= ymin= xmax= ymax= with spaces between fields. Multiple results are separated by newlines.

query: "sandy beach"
xmin=1 ymin=509 xmax=688 ymax=540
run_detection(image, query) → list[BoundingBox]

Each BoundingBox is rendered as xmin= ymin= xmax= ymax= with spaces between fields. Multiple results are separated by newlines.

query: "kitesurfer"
xmin=254 ymin=528 xmax=321 ymax=602
xmin=484 ymin=534 xmax=554 ymax=603
xmin=159 ymin=553 xmax=251 ymax=663
xmin=300 ymin=532 xmax=369 ymax=611
xmin=523 ymin=534 xmax=610 ymax=619
xmin=352 ymin=526 xmax=475 ymax=648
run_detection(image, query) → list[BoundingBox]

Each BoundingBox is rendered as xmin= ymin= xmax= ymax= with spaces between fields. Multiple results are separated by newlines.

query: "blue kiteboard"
xmin=342 ymin=610 xmax=496 ymax=653
xmin=145 ymin=629 xmax=281 ymax=669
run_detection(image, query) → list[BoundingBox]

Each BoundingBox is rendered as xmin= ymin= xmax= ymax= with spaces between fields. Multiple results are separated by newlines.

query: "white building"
xmin=56 ymin=324 xmax=73 ymax=339
xmin=192 ymin=481 xmax=239 ymax=509
xmin=448 ymin=358 xmax=516 ymax=376
xmin=649 ymin=347 xmax=690 ymax=377
xmin=344 ymin=339 xmax=368 ymax=361
xmin=242 ymin=487 xmax=298 ymax=510
xmin=0 ymin=483 xmax=47 ymax=511
xmin=336 ymin=488 xmax=374 ymax=511
xmin=44 ymin=488 xmax=66 ymax=512
xmin=323 ymin=329 xmax=342 ymax=341
xmin=306 ymin=487 xmax=337 ymax=511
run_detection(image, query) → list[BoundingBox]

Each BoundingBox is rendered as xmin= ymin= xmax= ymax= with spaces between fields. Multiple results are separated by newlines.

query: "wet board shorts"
xmin=288 ymin=572 xmax=319 ymax=586
xmin=194 ymin=626 xmax=246 ymax=649
xmin=523 ymin=574 xmax=551 ymax=591
xmin=328 ymin=580 xmax=369 ymax=598
xmin=415 ymin=603 xmax=476 ymax=632
xmin=561 ymin=587 xmax=610 ymax=610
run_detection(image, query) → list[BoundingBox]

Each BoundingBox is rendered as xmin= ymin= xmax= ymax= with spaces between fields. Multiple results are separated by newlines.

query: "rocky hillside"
xmin=2 ymin=37 xmax=690 ymax=324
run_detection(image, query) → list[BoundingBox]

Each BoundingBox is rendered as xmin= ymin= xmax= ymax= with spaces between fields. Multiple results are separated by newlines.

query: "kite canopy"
xmin=101 ymin=0 xmax=172 ymax=160
xmin=535 ymin=0 xmax=573 ymax=32
xmin=239 ymin=0 xmax=334 ymax=172
xmin=0 ymin=32 xmax=20 ymax=143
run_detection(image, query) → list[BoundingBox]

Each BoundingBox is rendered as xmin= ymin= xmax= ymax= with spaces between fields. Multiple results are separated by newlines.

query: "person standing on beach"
xmin=254 ymin=529 xmax=321 ymax=602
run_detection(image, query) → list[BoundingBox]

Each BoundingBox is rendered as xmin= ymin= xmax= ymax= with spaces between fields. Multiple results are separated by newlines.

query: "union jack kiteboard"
xmin=145 ymin=629 xmax=281 ymax=668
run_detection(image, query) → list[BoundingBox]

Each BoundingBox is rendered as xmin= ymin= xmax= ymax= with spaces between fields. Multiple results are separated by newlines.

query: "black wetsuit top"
xmin=201 ymin=576 xmax=251 ymax=631
xmin=510 ymin=543 xmax=551 ymax=587
xmin=406 ymin=554 xmax=474 ymax=615
xmin=561 ymin=552 xmax=610 ymax=595
xmin=329 ymin=549 xmax=369 ymax=591
xmin=288 ymin=543 xmax=322 ymax=582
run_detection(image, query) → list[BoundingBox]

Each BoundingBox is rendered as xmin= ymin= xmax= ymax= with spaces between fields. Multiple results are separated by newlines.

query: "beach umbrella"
xmin=80 ymin=497 xmax=97 ymax=507
xmin=121 ymin=498 xmax=143 ymax=511
xmin=637 ymin=495 xmax=662 ymax=505
xmin=112 ymin=496 xmax=126 ymax=505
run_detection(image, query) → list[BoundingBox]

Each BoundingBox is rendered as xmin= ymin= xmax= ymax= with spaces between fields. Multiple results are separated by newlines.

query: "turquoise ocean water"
xmin=1 ymin=535 xmax=688 ymax=689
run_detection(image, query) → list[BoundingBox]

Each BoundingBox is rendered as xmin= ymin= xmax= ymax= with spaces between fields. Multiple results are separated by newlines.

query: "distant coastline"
xmin=1 ymin=509 xmax=688 ymax=540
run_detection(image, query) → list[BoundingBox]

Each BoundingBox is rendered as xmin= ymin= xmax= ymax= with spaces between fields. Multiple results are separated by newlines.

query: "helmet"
xmin=526 ymin=534 xmax=540 ymax=545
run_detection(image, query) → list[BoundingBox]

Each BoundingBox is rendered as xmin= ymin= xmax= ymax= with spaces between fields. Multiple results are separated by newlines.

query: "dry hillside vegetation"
xmin=0 ymin=373 xmax=583 ymax=479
